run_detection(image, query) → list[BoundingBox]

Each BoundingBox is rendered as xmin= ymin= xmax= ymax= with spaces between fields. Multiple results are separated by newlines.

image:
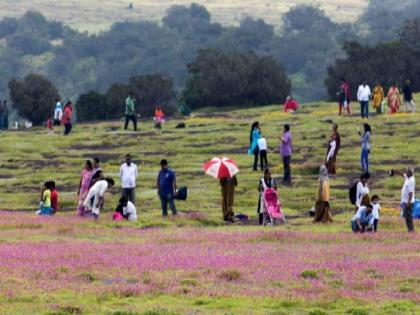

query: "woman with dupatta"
xmin=387 ymin=83 xmax=401 ymax=114
xmin=313 ymin=165 xmax=333 ymax=223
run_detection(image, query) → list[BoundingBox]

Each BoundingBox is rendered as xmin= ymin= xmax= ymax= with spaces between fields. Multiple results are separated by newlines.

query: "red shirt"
xmin=51 ymin=190 xmax=59 ymax=211
xmin=284 ymin=99 xmax=299 ymax=112
xmin=62 ymin=106 xmax=73 ymax=125
xmin=47 ymin=118 xmax=53 ymax=130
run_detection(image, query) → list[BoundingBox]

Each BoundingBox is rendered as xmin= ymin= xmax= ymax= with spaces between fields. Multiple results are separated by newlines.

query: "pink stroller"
xmin=263 ymin=188 xmax=286 ymax=225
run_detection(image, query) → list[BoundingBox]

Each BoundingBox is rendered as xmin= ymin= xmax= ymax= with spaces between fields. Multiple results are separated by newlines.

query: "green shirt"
xmin=125 ymin=96 xmax=135 ymax=115
xmin=43 ymin=189 xmax=51 ymax=208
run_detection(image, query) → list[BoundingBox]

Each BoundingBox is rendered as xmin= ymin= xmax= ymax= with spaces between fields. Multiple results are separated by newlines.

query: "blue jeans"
xmin=361 ymin=149 xmax=369 ymax=172
xmin=40 ymin=207 xmax=53 ymax=215
xmin=360 ymin=101 xmax=369 ymax=118
xmin=160 ymin=192 xmax=177 ymax=216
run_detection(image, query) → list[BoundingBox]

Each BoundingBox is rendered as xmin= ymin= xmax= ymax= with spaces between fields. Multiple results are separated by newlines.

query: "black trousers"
xmin=64 ymin=123 xmax=72 ymax=135
xmin=283 ymin=156 xmax=291 ymax=183
xmin=373 ymin=218 xmax=378 ymax=232
xmin=124 ymin=114 xmax=137 ymax=131
xmin=253 ymin=147 xmax=259 ymax=171
xmin=260 ymin=150 xmax=268 ymax=171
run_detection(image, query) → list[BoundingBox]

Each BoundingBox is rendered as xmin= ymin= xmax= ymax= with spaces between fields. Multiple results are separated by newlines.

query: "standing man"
xmin=357 ymin=81 xmax=371 ymax=119
xmin=124 ymin=92 xmax=137 ymax=131
xmin=402 ymin=79 xmax=416 ymax=113
xmin=280 ymin=124 xmax=292 ymax=184
xmin=157 ymin=159 xmax=177 ymax=217
xmin=120 ymin=154 xmax=138 ymax=205
xmin=392 ymin=168 xmax=416 ymax=232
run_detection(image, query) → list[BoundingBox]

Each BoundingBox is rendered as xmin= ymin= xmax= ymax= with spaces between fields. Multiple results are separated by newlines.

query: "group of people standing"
xmin=338 ymin=79 xmax=416 ymax=117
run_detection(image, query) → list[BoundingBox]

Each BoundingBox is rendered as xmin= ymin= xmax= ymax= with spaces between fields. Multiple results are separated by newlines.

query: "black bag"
xmin=175 ymin=187 xmax=188 ymax=200
xmin=349 ymin=181 xmax=358 ymax=205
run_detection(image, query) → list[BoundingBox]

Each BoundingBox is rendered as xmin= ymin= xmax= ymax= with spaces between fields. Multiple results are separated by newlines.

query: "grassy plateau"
xmin=0 ymin=100 xmax=419 ymax=314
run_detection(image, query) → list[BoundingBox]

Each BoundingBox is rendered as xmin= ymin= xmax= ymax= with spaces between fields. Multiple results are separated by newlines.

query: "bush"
xmin=8 ymin=74 xmax=60 ymax=125
xmin=301 ymin=270 xmax=319 ymax=279
xmin=76 ymin=91 xmax=108 ymax=122
xmin=219 ymin=269 xmax=242 ymax=281
xmin=183 ymin=49 xmax=290 ymax=109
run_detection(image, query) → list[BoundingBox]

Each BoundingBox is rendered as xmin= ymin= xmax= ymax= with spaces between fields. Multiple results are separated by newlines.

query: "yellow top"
xmin=43 ymin=189 xmax=51 ymax=208
xmin=317 ymin=180 xmax=330 ymax=202
xmin=372 ymin=86 xmax=384 ymax=108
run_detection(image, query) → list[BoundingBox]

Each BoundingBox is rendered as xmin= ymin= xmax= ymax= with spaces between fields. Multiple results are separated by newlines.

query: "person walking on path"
xmin=77 ymin=160 xmax=93 ymax=217
xmin=313 ymin=165 xmax=333 ymax=223
xmin=257 ymin=169 xmax=276 ymax=225
xmin=402 ymin=79 xmax=416 ymax=113
xmin=120 ymin=154 xmax=138 ymax=205
xmin=372 ymin=82 xmax=384 ymax=115
xmin=84 ymin=178 xmax=115 ymax=220
xmin=357 ymin=81 xmax=371 ymax=119
xmin=387 ymin=83 xmax=401 ymax=114
xmin=325 ymin=123 xmax=340 ymax=174
xmin=280 ymin=124 xmax=292 ymax=184
xmin=248 ymin=122 xmax=261 ymax=171
xmin=62 ymin=101 xmax=73 ymax=135
xmin=220 ymin=175 xmax=238 ymax=222
xmin=338 ymin=78 xmax=351 ymax=116
xmin=358 ymin=123 xmax=371 ymax=173
xmin=392 ymin=168 xmax=416 ymax=232
xmin=157 ymin=159 xmax=177 ymax=217
xmin=124 ymin=92 xmax=137 ymax=131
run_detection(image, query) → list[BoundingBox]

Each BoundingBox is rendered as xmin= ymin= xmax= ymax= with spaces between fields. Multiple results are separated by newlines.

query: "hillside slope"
xmin=0 ymin=0 xmax=367 ymax=32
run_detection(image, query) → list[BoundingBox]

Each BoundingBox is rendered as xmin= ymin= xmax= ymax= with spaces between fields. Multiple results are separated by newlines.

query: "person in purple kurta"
xmin=280 ymin=124 xmax=292 ymax=184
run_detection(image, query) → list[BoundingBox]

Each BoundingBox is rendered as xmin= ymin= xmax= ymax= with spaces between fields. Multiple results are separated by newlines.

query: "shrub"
xmin=301 ymin=270 xmax=319 ymax=279
xmin=219 ymin=269 xmax=242 ymax=281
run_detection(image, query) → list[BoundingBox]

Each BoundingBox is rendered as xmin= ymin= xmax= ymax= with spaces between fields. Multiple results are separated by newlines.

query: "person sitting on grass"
xmin=351 ymin=203 xmax=373 ymax=233
xmin=37 ymin=181 xmax=54 ymax=216
xmin=368 ymin=195 xmax=381 ymax=232
xmin=83 ymin=177 xmax=115 ymax=220
xmin=114 ymin=196 xmax=137 ymax=221
xmin=50 ymin=181 xmax=59 ymax=214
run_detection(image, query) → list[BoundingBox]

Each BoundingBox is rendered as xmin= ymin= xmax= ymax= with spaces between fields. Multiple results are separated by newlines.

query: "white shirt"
xmin=123 ymin=201 xmax=137 ymax=221
xmin=326 ymin=140 xmax=336 ymax=162
xmin=372 ymin=203 xmax=380 ymax=220
xmin=356 ymin=182 xmax=369 ymax=207
xmin=83 ymin=180 xmax=109 ymax=214
xmin=357 ymin=85 xmax=371 ymax=102
xmin=258 ymin=138 xmax=267 ymax=151
xmin=120 ymin=163 xmax=138 ymax=188
xmin=401 ymin=175 xmax=415 ymax=204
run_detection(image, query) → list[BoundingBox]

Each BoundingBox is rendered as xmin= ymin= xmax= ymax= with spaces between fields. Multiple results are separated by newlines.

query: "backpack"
xmin=349 ymin=181 xmax=359 ymax=205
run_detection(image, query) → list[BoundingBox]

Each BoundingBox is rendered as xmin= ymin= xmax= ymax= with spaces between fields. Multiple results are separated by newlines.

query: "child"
xmin=47 ymin=117 xmax=53 ymax=135
xmin=369 ymin=195 xmax=381 ymax=232
xmin=50 ymin=181 xmax=59 ymax=214
xmin=39 ymin=181 xmax=53 ymax=215
xmin=258 ymin=135 xmax=268 ymax=171
xmin=114 ymin=196 xmax=137 ymax=221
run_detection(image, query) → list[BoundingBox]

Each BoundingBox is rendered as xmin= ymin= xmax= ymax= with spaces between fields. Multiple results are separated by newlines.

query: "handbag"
xmin=175 ymin=187 xmax=188 ymax=200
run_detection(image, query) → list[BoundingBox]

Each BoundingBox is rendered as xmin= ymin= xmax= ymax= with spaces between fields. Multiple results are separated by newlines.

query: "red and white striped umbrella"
xmin=203 ymin=157 xmax=239 ymax=179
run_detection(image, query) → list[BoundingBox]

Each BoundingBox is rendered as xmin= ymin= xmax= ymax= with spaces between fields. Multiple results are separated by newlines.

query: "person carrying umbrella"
xmin=204 ymin=157 xmax=239 ymax=223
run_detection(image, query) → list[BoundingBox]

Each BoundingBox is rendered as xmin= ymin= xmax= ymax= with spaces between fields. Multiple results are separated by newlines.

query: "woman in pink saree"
xmin=387 ymin=83 xmax=401 ymax=114
xmin=77 ymin=160 xmax=93 ymax=216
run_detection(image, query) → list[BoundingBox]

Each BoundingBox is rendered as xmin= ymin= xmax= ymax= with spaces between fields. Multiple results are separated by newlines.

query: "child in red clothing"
xmin=49 ymin=181 xmax=59 ymax=213
xmin=47 ymin=117 xmax=53 ymax=135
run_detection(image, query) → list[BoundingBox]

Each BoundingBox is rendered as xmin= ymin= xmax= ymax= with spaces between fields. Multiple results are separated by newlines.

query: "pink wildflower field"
xmin=0 ymin=212 xmax=419 ymax=314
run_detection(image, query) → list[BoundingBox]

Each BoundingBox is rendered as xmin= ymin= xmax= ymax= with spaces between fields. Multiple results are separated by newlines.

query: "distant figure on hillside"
xmin=387 ymin=82 xmax=401 ymax=114
xmin=124 ymin=92 xmax=137 ymax=131
xmin=77 ymin=160 xmax=93 ymax=217
xmin=257 ymin=169 xmax=277 ymax=225
xmin=357 ymin=81 xmax=371 ymax=119
xmin=258 ymin=134 xmax=268 ymax=171
xmin=154 ymin=107 xmax=165 ymax=129
xmin=120 ymin=154 xmax=138 ymax=205
xmin=47 ymin=116 xmax=54 ymax=135
xmin=280 ymin=124 xmax=292 ymax=184
xmin=402 ymin=79 xmax=416 ymax=113
xmin=391 ymin=168 xmax=416 ymax=232
xmin=220 ymin=175 xmax=238 ymax=223
xmin=283 ymin=96 xmax=299 ymax=113
xmin=157 ymin=159 xmax=177 ymax=217
xmin=89 ymin=157 xmax=104 ymax=188
xmin=62 ymin=101 xmax=73 ymax=135
xmin=372 ymin=82 xmax=384 ymax=115
xmin=54 ymin=99 xmax=63 ymax=126
xmin=313 ymin=165 xmax=333 ymax=223
xmin=358 ymin=123 xmax=371 ymax=173
xmin=338 ymin=78 xmax=351 ymax=116
xmin=84 ymin=177 xmax=115 ymax=220
xmin=248 ymin=121 xmax=261 ymax=171
xmin=325 ymin=123 xmax=340 ymax=174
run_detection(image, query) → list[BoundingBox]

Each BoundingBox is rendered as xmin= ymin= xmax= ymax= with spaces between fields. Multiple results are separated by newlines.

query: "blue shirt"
xmin=361 ymin=132 xmax=370 ymax=151
xmin=158 ymin=168 xmax=176 ymax=195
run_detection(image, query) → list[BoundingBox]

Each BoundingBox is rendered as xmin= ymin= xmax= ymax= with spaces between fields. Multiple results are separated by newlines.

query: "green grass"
xmin=0 ymin=0 xmax=367 ymax=33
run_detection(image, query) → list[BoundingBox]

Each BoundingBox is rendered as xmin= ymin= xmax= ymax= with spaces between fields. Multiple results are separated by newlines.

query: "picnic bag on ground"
xmin=175 ymin=187 xmax=188 ymax=200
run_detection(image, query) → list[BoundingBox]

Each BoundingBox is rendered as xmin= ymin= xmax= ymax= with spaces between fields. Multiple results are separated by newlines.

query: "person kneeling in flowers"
xmin=84 ymin=177 xmax=115 ymax=220
xmin=351 ymin=203 xmax=373 ymax=233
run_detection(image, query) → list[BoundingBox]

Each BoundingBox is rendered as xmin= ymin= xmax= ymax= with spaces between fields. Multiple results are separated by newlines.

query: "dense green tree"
xmin=75 ymin=91 xmax=108 ymax=122
xmin=8 ymin=74 xmax=60 ymax=125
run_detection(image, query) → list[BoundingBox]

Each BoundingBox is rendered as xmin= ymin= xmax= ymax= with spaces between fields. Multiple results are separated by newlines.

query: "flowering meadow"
xmin=0 ymin=212 xmax=419 ymax=314
xmin=1 ymin=101 xmax=420 ymax=314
